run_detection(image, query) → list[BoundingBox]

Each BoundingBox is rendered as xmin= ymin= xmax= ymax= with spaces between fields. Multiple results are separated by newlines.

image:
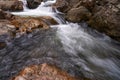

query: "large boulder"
xmin=66 ymin=6 xmax=91 ymax=22
xmin=12 ymin=63 xmax=77 ymax=80
xmin=53 ymin=0 xmax=120 ymax=42
xmin=53 ymin=0 xmax=81 ymax=13
xmin=88 ymin=0 xmax=120 ymax=41
xmin=0 ymin=0 xmax=23 ymax=11
xmin=26 ymin=0 xmax=43 ymax=9
xmin=11 ymin=16 xmax=58 ymax=34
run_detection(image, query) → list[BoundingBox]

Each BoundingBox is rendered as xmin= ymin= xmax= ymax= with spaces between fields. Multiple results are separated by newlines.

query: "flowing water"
xmin=0 ymin=0 xmax=120 ymax=80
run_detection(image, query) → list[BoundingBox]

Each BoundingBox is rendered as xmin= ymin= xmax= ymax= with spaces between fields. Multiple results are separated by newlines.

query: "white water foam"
xmin=11 ymin=0 xmax=63 ymax=24
xmin=56 ymin=23 xmax=120 ymax=80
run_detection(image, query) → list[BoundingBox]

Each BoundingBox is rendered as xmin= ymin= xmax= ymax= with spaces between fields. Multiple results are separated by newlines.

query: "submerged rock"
xmin=53 ymin=0 xmax=120 ymax=42
xmin=12 ymin=63 xmax=77 ymax=80
xmin=0 ymin=0 xmax=23 ymax=11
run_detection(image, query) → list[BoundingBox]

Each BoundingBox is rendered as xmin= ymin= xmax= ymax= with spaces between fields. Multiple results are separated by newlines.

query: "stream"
xmin=0 ymin=0 xmax=120 ymax=80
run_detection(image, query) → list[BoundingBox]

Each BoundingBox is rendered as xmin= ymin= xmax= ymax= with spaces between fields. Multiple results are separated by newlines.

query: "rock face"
xmin=0 ymin=0 xmax=23 ymax=11
xmin=26 ymin=0 xmax=43 ymax=9
xmin=53 ymin=0 xmax=120 ymax=42
xmin=12 ymin=63 xmax=77 ymax=80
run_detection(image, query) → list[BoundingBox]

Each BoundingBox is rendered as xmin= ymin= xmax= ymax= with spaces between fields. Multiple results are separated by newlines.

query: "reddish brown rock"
xmin=0 ymin=0 xmax=23 ymax=11
xmin=11 ymin=17 xmax=48 ymax=33
xmin=11 ymin=16 xmax=58 ymax=33
xmin=12 ymin=63 xmax=77 ymax=80
xmin=39 ymin=16 xmax=58 ymax=25
xmin=66 ymin=6 xmax=91 ymax=22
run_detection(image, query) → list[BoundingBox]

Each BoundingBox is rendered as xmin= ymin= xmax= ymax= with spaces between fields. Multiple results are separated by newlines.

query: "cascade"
xmin=0 ymin=0 xmax=120 ymax=80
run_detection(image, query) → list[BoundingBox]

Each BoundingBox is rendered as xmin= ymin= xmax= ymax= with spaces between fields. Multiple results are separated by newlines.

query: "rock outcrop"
xmin=53 ymin=0 xmax=120 ymax=42
xmin=0 ymin=0 xmax=23 ymax=11
xmin=12 ymin=63 xmax=78 ymax=80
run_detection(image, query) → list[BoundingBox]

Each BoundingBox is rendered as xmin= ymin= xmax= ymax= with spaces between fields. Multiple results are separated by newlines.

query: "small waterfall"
xmin=12 ymin=0 xmax=63 ymax=24
xmin=0 ymin=0 xmax=120 ymax=80
xmin=56 ymin=23 xmax=120 ymax=80
xmin=19 ymin=0 xmax=28 ymax=11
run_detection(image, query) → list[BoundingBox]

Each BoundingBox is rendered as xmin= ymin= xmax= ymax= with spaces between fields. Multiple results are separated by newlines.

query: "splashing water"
xmin=0 ymin=0 xmax=120 ymax=80
xmin=56 ymin=23 xmax=120 ymax=80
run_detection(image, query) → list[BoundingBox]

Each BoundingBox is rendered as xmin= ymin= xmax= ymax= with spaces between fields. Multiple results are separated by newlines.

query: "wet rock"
xmin=39 ymin=16 xmax=58 ymax=25
xmin=0 ymin=9 xmax=14 ymax=19
xmin=66 ymin=6 xmax=91 ymax=22
xmin=0 ymin=10 xmax=16 ymax=36
xmin=26 ymin=0 xmax=43 ymax=9
xmin=53 ymin=0 xmax=94 ymax=20
xmin=12 ymin=63 xmax=77 ymax=80
xmin=52 ymin=0 xmax=70 ymax=13
xmin=88 ymin=0 xmax=120 ymax=41
xmin=11 ymin=16 xmax=58 ymax=34
xmin=0 ymin=20 xmax=15 ymax=35
xmin=0 ymin=0 xmax=23 ymax=11
xmin=53 ymin=0 xmax=120 ymax=42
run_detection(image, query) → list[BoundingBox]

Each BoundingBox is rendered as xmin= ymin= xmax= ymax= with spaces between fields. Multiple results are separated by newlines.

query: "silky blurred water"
xmin=0 ymin=0 xmax=120 ymax=80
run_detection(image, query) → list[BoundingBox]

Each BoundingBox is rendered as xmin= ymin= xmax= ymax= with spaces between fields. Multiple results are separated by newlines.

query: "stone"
xmin=12 ymin=63 xmax=77 ymax=80
xmin=88 ymin=0 xmax=120 ymax=41
xmin=66 ymin=6 xmax=91 ymax=22
xmin=52 ymin=0 xmax=70 ymax=13
xmin=0 ymin=9 xmax=14 ymax=19
xmin=0 ymin=0 xmax=23 ymax=11
xmin=26 ymin=0 xmax=43 ymax=9
xmin=39 ymin=16 xmax=58 ymax=25
xmin=11 ymin=16 xmax=58 ymax=33
xmin=0 ymin=20 xmax=15 ymax=35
